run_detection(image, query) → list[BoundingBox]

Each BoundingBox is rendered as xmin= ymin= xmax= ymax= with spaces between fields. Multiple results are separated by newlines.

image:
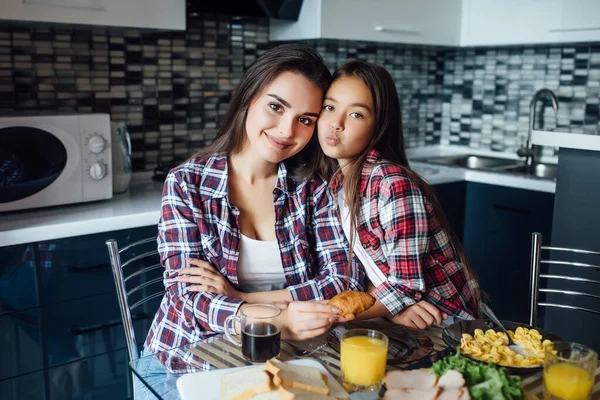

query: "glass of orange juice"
xmin=340 ymin=329 xmax=388 ymax=392
xmin=544 ymin=341 xmax=597 ymax=400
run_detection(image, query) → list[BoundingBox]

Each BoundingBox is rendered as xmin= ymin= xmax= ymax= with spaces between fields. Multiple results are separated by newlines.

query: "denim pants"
xmin=133 ymin=349 xmax=180 ymax=400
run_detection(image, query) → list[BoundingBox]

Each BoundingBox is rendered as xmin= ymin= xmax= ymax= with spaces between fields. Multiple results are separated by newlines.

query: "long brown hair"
xmin=312 ymin=59 xmax=482 ymax=305
xmin=191 ymin=43 xmax=331 ymax=179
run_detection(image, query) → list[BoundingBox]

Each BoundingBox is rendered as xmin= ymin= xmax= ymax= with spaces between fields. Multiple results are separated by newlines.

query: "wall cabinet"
xmin=0 ymin=0 xmax=186 ymax=30
xmin=0 ymin=225 xmax=160 ymax=400
xmin=273 ymin=0 xmax=600 ymax=47
xmin=461 ymin=0 xmax=600 ymax=46
xmin=270 ymin=0 xmax=463 ymax=46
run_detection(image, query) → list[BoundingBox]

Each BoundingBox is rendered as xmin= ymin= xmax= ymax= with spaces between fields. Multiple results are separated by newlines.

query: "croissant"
xmin=328 ymin=291 xmax=376 ymax=321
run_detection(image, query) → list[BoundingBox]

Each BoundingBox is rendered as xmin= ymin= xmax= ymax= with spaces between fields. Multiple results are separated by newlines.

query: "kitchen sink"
xmin=417 ymin=155 xmax=520 ymax=170
xmin=499 ymin=163 xmax=558 ymax=180
xmin=415 ymin=154 xmax=557 ymax=180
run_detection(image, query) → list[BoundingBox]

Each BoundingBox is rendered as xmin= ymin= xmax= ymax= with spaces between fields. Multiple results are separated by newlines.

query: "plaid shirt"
xmin=145 ymin=153 xmax=363 ymax=371
xmin=332 ymin=150 xmax=478 ymax=320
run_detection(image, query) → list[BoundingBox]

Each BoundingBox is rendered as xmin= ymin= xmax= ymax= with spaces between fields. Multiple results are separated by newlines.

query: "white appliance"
xmin=0 ymin=113 xmax=112 ymax=212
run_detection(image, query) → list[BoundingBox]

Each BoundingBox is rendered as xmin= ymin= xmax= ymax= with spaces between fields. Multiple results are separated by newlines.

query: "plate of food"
xmin=442 ymin=319 xmax=561 ymax=374
xmin=176 ymin=357 xmax=350 ymax=400
xmin=381 ymin=352 xmax=539 ymax=400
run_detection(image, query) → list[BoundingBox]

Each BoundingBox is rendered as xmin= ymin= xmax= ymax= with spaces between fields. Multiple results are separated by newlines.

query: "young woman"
xmin=313 ymin=60 xmax=481 ymax=329
xmin=144 ymin=44 xmax=364 ymax=370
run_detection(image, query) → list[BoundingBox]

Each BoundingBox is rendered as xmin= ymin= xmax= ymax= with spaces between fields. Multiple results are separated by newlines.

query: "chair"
xmin=529 ymin=232 xmax=600 ymax=327
xmin=106 ymin=237 xmax=164 ymax=362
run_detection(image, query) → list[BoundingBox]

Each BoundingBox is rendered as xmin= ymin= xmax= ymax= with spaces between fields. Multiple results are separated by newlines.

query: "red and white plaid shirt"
xmin=145 ymin=153 xmax=364 ymax=371
xmin=332 ymin=150 xmax=478 ymax=320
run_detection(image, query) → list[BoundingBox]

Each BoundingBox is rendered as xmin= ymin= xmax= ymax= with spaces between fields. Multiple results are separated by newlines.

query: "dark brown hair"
xmin=312 ymin=59 xmax=482 ymax=305
xmin=192 ymin=43 xmax=331 ymax=179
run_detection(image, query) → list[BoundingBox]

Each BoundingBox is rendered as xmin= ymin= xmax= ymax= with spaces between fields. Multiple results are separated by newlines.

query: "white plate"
xmin=176 ymin=359 xmax=350 ymax=400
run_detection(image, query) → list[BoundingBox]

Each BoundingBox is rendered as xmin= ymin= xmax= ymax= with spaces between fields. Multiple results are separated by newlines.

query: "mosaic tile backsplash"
xmin=0 ymin=13 xmax=599 ymax=171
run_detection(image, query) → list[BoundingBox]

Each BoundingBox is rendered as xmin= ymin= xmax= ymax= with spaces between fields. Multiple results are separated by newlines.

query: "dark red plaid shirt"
xmin=332 ymin=150 xmax=478 ymax=319
xmin=145 ymin=153 xmax=364 ymax=371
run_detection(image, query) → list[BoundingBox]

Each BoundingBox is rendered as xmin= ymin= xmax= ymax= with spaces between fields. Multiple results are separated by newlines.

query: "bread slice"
xmin=249 ymin=390 xmax=281 ymax=400
xmin=266 ymin=358 xmax=330 ymax=395
xmin=220 ymin=366 xmax=273 ymax=400
xmin=277 ymin=386 xmax=337 ymax=400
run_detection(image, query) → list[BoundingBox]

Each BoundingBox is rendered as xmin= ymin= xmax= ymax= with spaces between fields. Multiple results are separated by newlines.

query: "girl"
xmin=314 ymin=60 xmax=481 ymax=329
xmin=145 ymin=44 xmax=364 ymax=369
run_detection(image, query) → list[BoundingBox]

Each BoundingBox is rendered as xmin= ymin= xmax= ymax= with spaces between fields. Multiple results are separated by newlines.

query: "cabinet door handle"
xmin=374 ymin=26 xmax=421 ymax=35
xmin=22 ymin=0 xmax=105 ymax=11
xmin=492 ymin=204 xmax=531 ymax=215
xmin=70 ymin=312 xmax=149 ymax=336
xmin=548 ymin=27 xmax=600 ymax=33
xmin=67 ymin=263 xmax=107 ymax=273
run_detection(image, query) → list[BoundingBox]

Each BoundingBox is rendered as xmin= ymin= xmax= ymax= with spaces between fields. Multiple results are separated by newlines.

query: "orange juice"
xmin=544 ymin=362 xmax=594 ymax=400
xmin=340 ymin=336 xmax=388 ymax=387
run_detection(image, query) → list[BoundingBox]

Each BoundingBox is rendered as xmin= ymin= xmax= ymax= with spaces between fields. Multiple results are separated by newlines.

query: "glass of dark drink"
xmin=224 ymin=304 xmax=282 ymax=362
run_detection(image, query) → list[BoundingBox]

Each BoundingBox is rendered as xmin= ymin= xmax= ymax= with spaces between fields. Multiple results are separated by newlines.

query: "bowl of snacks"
xmin=442 ymin=319 xmax=561 ymax=374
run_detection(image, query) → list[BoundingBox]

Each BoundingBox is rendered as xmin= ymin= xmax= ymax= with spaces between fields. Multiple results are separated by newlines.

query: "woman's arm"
xmin=159 ymin=170 xmax=245 ymax=334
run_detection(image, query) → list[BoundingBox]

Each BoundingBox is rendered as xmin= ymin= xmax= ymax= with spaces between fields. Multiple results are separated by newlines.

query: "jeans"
xmin=133 ymin=349 xmax=180 ymax=400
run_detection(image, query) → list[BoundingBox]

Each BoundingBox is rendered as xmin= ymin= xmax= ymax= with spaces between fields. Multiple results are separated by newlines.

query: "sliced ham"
xmin=437 ymin=388 xmax=463 ymax=400
xmin=385 ymin=370 xmax=437 ymax=390
xmin=438 ymin=370 xmax=466 ymax=389
xmin=383 ymin=387 xmax=440 ymax=400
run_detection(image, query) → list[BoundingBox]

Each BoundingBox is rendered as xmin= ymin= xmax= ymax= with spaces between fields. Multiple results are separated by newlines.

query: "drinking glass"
xmin=340 ymin=329 xmax=388 ymax=392
xmin=544 ymin=341 xmax=597 ymax=400
xmin=224 ymin=304 xmax=281 ymax=362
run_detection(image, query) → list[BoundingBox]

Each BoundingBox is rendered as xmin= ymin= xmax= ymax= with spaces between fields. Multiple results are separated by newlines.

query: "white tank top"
xmin=338 ymin=189 xmax=388 ymax=288
xmin=237 ymin=234 xmax=287 ymax=293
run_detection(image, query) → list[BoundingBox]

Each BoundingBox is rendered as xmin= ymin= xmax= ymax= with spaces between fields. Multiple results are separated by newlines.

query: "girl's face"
xmin=244 ymin=71 xmax=322 ymax=164
xmin=317 ymin=75 xmax=376 ymax=165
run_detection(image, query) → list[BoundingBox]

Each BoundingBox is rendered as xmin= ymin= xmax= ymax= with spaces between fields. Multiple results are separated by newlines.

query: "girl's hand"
xmin=177 ymin=259 xmax=241 ymax=299
xmin=280 ymin=301 xmax=346 ymax=341
xmin=389 ymin=301 xmax=448 ymax=329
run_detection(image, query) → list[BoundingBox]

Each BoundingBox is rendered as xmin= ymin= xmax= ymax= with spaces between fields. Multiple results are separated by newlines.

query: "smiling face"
xmin=317 ymin=75 xmax=376 ymax=166
xmin=243 ymin=71 xmax=323 ymax=164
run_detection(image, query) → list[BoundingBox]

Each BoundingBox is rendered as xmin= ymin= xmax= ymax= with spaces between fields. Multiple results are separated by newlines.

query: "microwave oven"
xmin=0 ymin=113 xmax=112 ymax=213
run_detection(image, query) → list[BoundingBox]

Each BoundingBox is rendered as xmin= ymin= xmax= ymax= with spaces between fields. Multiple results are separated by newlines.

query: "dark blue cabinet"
xmin=0 ymin=309 xmax=43 ymax=380
xmin=432 ymin=182 xmax=466 ymax=241
xmin=0 ymin=370 xmax=45 ymax=400
xmin=462 ymin=183 xmax=554 ymax=323
xmin=0 ymin=225 xmax=159 ymax=400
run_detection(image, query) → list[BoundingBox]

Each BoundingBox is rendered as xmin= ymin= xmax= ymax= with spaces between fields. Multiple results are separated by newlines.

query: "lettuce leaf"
xmin=432 ymin=351 xmax=523 ymax=400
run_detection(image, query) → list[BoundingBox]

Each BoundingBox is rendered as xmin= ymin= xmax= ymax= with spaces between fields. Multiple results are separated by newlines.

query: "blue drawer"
xmin=0 ymin=370 xmax=45 ymax=400
xmin=0 ymin=308 xmax=43 ymax=380
xmin=37 ymin=226 xmax=158 ymax=305
xmin=47 ymin=349 xmax=130 ymax=400
xmin=0 ymin=244 xmax=39 ymax=314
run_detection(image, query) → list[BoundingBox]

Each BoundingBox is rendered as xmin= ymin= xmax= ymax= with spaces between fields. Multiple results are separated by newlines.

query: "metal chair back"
xmin=529 ymin=232 xmax=600 ymax=327
xmin=106 ymin=237 xmax=164 ymax=362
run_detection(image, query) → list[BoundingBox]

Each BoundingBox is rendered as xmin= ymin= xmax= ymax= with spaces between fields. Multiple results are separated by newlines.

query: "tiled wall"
xmin=0 ymin=14 xmax=271 ymax=171
xmin=1 ymin=13 xmax=599 ymax=171
xmin=441 ymin=45 xmax=600 ymax=155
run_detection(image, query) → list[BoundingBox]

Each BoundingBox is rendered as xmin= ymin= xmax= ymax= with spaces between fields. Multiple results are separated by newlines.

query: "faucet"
xmin=517 ymin=89 xmax=559 ymax=168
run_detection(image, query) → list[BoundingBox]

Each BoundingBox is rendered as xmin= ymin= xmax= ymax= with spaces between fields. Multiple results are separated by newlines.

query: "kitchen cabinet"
xmin=462 ymin=183 xmax=554 ymax=323
xmin=432 ymin=182 xmax=467 ymax=241
xmin=270 ymin=0 xmax=463 ymax=46
xmin=0 ymin=0 xmax=185 ymax=30
xmin=0 ymin=225 xmax=160 ymax=400
xmin=461 ymin=0 xmax=600 ymax=46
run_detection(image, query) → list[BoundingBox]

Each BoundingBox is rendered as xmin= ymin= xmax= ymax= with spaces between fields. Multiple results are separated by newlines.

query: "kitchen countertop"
xmin=0 ymin=146 xmax=557 ymax=247
xmin=531 ymin=129 xmax=600 ymax=152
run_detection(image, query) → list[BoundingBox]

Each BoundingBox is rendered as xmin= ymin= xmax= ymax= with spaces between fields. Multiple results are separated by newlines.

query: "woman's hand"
xmin=177 ymin=259 xmax=242 ymax=299
xmin=389 ymin=301 xmax=448 ymax=329
xmin=275 ymin=301 xmax=346 ymax=341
